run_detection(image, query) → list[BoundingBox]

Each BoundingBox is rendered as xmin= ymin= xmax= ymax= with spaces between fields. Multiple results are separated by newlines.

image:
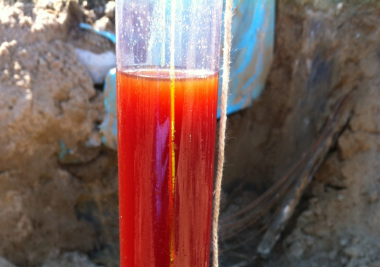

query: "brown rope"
xmin=212 ymin=0 xmax=233 ymax=266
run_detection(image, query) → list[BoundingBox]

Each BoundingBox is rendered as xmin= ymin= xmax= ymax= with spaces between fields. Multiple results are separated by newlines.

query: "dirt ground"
xmin=220 ymin=1 xmax=380 ymax=267
xmin=266 ymin=2 xmax=380 ymax=267
xmin=0 ymin=2 xmax=113 ymax=266
xmin=1 ymin=1 xmax=380 ymax=267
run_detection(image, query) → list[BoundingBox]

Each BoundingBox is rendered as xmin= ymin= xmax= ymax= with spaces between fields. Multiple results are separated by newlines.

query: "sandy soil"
xmin=0 ymin=2 xmax=107 ymax=266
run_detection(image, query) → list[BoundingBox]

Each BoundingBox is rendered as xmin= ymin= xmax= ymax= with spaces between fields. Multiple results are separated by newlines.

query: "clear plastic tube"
xmin=116 ymin=0 xmax=223 ymax=266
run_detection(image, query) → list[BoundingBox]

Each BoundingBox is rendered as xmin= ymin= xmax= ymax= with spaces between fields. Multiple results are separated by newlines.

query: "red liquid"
xmin=117 ymin=68 xmax=218 ymax=267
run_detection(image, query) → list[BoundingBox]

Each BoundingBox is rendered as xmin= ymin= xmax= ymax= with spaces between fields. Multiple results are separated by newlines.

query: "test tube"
xmin=116 ymin=0 xmax=223 ymax=266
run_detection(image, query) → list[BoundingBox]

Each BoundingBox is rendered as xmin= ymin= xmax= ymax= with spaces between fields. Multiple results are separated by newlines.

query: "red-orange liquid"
xmin=117 ymin=68 xmax=218 ymax=267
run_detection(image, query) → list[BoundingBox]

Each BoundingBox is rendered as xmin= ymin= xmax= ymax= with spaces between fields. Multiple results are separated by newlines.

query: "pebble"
xmin=14 ymin=61 xmax=21 ymax=71
xmin=1 ymin=69 xmax=10 ymax=81
xmin=13 ymin=74 xmax=20 ymax=81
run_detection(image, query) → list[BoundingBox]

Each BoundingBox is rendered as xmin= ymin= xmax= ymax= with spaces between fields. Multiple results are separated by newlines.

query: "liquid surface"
xmin=117 ymin=68 xmax=218 ymax=267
